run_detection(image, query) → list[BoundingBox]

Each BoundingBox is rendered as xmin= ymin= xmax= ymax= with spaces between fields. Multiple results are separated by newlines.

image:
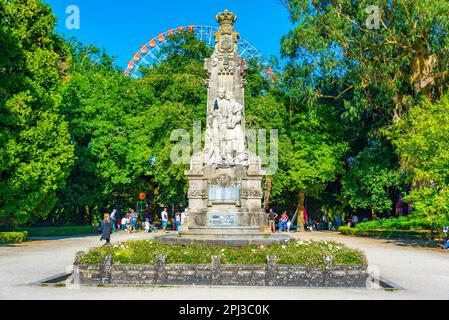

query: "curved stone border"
xmin=74 ymin=253 xmax=368 ymax=287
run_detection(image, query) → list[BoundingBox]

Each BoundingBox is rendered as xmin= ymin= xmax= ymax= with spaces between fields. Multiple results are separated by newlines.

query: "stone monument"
xmin=181 ymin=9 xmax=268 ymax=239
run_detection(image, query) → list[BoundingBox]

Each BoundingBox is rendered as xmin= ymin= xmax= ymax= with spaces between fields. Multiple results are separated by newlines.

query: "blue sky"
xmin=44 ymin=0 xmax=293 ymax=69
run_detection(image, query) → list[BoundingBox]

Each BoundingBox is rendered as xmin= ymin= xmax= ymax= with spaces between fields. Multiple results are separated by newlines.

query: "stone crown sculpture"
xmin=216 ymin=9 xmax=238 ymax=25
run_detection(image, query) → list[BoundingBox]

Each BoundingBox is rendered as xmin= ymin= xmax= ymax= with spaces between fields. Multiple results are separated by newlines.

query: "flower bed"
xmin=77 ymin=239 xmax=367 ymax=267
xmin=74 ymin=239 xmax=368 ymax=287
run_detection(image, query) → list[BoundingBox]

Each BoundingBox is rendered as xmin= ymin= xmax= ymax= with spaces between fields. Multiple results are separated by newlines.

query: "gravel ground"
xmin=0 ymin=230 xmax=448 ymax=300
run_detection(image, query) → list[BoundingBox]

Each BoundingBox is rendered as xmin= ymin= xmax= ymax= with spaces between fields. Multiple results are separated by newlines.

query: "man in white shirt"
xmin=110 ymin=209 xmax=117 ymax=232
xmin=161 ymin=208 xmax=169 ymax=232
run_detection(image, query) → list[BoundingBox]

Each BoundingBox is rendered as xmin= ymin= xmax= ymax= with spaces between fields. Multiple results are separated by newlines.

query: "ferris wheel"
xmin=125 ymin=25 xmax=274 ymax=79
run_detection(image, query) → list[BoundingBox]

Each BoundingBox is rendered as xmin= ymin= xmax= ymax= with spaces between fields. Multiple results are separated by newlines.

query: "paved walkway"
xmin=0 ymin=231 xmax=448 ymax=300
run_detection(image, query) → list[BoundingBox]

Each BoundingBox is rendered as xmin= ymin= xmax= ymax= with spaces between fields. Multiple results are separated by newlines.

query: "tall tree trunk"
xmin=86 ymin=206 xmax=91 ymax=226
xmin=296 ymin=190 xmax=305 ymax=232
xmin=371 ymin=207 xmax=377 ymax=221
xmin=263 ymin=177 xmax=272 ymax=211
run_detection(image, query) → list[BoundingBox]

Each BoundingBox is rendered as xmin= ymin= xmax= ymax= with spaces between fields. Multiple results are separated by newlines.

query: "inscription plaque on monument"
xmin=209 ymin=213 xmax=236 ymax=227
xmin=208 ymin=185 xmax=240 ymax=201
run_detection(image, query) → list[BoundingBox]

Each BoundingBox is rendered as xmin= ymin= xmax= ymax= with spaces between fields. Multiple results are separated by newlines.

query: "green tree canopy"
xmin=387 ymin=94 xmax=449 ymax=218
xmin=0 ymin=0 xmax=74 ymax=225
xmin=281 ymin=0 xmax=449 ymax=219
xmin=341 ymin=139 xmax=402 ymax=219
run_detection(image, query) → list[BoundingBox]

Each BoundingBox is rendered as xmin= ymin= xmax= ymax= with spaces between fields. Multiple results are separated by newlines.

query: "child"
xmin=144 ymin=218 xmax=150 ymax=233
xmin=175 ymin=212 xmax=181 ymax=231
xmin=126 ymin=218 xmax=133 ymax=233
xmin=121 ymin=216 xmax=128 ymax=231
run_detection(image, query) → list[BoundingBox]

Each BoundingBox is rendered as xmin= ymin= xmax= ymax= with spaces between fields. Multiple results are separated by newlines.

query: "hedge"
xmin=0 ymin=232 xmax=28 ymax=244
xmin=354 ymin=215 xmax=449 ymax=231
xmin=339 ymin=226 xmax=443 ymax=240
xmin=20 ymin=226 xmax=95 ymax=237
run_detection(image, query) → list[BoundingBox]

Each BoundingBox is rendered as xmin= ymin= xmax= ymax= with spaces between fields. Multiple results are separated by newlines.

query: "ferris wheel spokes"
xmin=125 ymin=25 xmax=271 ymax=79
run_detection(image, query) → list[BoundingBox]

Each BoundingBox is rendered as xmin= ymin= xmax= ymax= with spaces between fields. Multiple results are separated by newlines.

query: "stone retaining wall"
xmin=74 ymin=253 xmax=368 ymax=287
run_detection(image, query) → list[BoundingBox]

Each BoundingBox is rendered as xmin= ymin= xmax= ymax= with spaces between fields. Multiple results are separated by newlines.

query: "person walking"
xmin=130 ymin=209 xmax=138 ymax=232
xmin=161 ymin=208 xmax=169 ymax=232
xmin=100 ymin=213 xmax=112 ymax=246
xmin=267 ymin=209 xmax=278 ymax=233
xmin=110 ymin=209 xmax=117 ymax=233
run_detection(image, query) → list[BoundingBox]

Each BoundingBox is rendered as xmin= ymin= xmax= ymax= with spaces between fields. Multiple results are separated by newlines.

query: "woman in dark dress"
xmin=100 ymin=213 xmax=112 ymax=246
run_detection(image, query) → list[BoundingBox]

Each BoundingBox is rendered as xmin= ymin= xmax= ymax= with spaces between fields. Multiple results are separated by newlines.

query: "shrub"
xmin=353 ymin=215 xmax=449 ymax=231
xmin=339 ymin=226 xmax=440 ymax=240
xmin=0 ymin=232 xmax=28 ymax=244
xmin=77 ymin=239 xmax=367 ymax=268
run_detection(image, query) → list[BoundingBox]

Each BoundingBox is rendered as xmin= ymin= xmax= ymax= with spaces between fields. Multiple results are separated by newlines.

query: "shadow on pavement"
xmin=27 ymin=234 xmax=97 ymax=241
xmin=0 ymin=243 xmax=25 ymax=248
xmin=378 ymin=238 xmax=442 ymax=249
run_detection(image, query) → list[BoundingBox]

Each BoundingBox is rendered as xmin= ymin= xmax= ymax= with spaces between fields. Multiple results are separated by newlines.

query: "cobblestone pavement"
xmin=0 ymin=230 xmax=448 ymax=300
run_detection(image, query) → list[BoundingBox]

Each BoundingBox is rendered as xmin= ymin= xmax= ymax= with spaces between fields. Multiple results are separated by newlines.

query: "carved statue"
xmin=202 ymin=9 xmax=249 ymax=168
xmin=204 ymin=87 xmax=232 ymax=166
xmin=204 ymin=88 xmax=248 ymax=167
xmin=225 ymin=91 xmax=248 ymax=166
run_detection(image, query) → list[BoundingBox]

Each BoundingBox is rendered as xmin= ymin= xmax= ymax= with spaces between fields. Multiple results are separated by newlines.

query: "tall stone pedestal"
xmin=182 ymin=154 xmax=268 ymax=238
